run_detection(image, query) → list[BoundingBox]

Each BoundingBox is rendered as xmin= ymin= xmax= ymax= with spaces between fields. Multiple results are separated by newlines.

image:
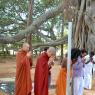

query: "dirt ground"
xmin=0 ymin=57 xmax=95 ymax=95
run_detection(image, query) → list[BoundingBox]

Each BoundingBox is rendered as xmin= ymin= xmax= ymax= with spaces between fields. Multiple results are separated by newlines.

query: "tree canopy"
xmin=0 ymin=0 xmax=95 ymax=51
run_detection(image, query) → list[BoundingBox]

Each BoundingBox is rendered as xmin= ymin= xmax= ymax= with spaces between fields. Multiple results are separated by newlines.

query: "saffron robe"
xmin=56 ymin=58 xmax=72 ymax=95
xmin=34 ymin=52 xmax=49 ymax=95
xmin=15 ymin=50 xmax=32 ymax=95
xmin=56 ymin=68 xmax=66 ymax=95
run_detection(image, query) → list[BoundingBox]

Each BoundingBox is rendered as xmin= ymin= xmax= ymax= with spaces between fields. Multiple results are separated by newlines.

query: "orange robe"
xmin=15 ymin=50 xmax=32 ymax=95
xmin=56 ymin=58 xmax=72 ymax=95
xmin=34 ymin=52 xmax=49 ymax=95
xmin=56 ymin=68 xmax=67 ymax=95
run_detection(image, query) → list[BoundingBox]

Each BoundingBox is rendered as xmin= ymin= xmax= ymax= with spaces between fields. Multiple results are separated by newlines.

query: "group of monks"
xmin=14 ymin=43 xmax=95 ymax=95
xmin=15 ymin=43 xmax=56 ymax=95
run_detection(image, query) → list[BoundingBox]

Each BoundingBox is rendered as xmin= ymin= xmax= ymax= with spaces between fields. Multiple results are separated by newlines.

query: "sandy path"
xmin=0 ymin=58 xmax=95 ymax=95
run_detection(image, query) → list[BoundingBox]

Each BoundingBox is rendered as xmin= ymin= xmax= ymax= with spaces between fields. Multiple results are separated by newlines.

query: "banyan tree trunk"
xmin=74 ymin=0 xmax=87 ymax=49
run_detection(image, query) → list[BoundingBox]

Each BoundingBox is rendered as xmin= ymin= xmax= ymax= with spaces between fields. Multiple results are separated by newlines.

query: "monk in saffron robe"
xmin=56 ymin=58 xmax=67 ymax=95
xmin=56 ymin=55 xmax=72 ymax=95
xmin=34 ymin=47 xmax=56 ymax=95
xmin=15 ymin=43 xmax=32 ymax=95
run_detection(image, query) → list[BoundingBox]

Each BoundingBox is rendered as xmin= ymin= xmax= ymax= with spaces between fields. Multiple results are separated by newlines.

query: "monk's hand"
xmin=27 ymin=51 xmax=32 ymax=58
xmin=48 ymin=56 xmax=55 ymax=66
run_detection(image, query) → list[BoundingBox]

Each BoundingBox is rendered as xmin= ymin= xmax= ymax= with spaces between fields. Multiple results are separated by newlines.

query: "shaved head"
xmin=23 ymin=43 xmax=29 ymax=47
xmin=22 ymin=43 xmax=30 ymax=52
xmin=48 ymin=47 xmax=56 ymax=54
xmin=47 ymin=47 xmax=56 ymax=57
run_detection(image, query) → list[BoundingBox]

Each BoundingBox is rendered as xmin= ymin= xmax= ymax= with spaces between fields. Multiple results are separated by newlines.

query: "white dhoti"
xmin=84 ymin=62 xmax=93 ymax=89
xmin=84 ymin=75 xmax=92 ymax=89
xmin=73 ymin=77 xmax=84 ymax=95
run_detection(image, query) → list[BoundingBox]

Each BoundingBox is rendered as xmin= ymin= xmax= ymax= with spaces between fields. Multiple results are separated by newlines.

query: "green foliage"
xmin=32 ymin=33 xmax=42 ymax=43
xmin=0 ymin=0 xmax=67 ymax=53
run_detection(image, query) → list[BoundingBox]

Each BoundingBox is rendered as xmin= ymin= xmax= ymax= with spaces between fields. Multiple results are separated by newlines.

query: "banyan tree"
xmin=0 ymin=0 xmax=95 ymax=51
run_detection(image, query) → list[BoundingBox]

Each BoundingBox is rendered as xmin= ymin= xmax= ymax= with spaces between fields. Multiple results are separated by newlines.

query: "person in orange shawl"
xmin=56 ymin=54 xmax=72 ymax=95
xmin=56 ymin=57 xmax=67 ymax=95
xmin=34 ymin=47 xmax=56 ymax=95
xmin=15 ymin=43 xmax=32 ymax=95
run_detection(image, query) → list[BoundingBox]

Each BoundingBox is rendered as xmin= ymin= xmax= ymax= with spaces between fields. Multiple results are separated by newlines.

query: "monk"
xmin=56 ymin=52 xmax=74 ymax=95
xmin=34 ymin=47 xmax=56 ymax=95
xmin=15 ymin=43 xmax=32 ymax=95
xmin=56 ymin=57 xmax=67 ymax=95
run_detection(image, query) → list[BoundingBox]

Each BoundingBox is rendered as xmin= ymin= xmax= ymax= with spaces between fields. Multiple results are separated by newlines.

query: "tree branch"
xmin=32 ymin=36 xmax=68 ymax=49
xmin=37 ymin=30 xmax=53 ymax=42
xmin=0 ymin=2 xmax=64 ymax=44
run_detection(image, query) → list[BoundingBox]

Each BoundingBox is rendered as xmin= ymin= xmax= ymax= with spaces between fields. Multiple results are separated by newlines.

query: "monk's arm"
xmin=16 ymin=53 xmax=29 ymax=65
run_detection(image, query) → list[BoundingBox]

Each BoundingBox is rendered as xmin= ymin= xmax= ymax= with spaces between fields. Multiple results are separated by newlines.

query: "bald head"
xmin=47 ymin=47 xmax=56 ymax=57
xmin=22 ymin=43 xmax=30 ymax=52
